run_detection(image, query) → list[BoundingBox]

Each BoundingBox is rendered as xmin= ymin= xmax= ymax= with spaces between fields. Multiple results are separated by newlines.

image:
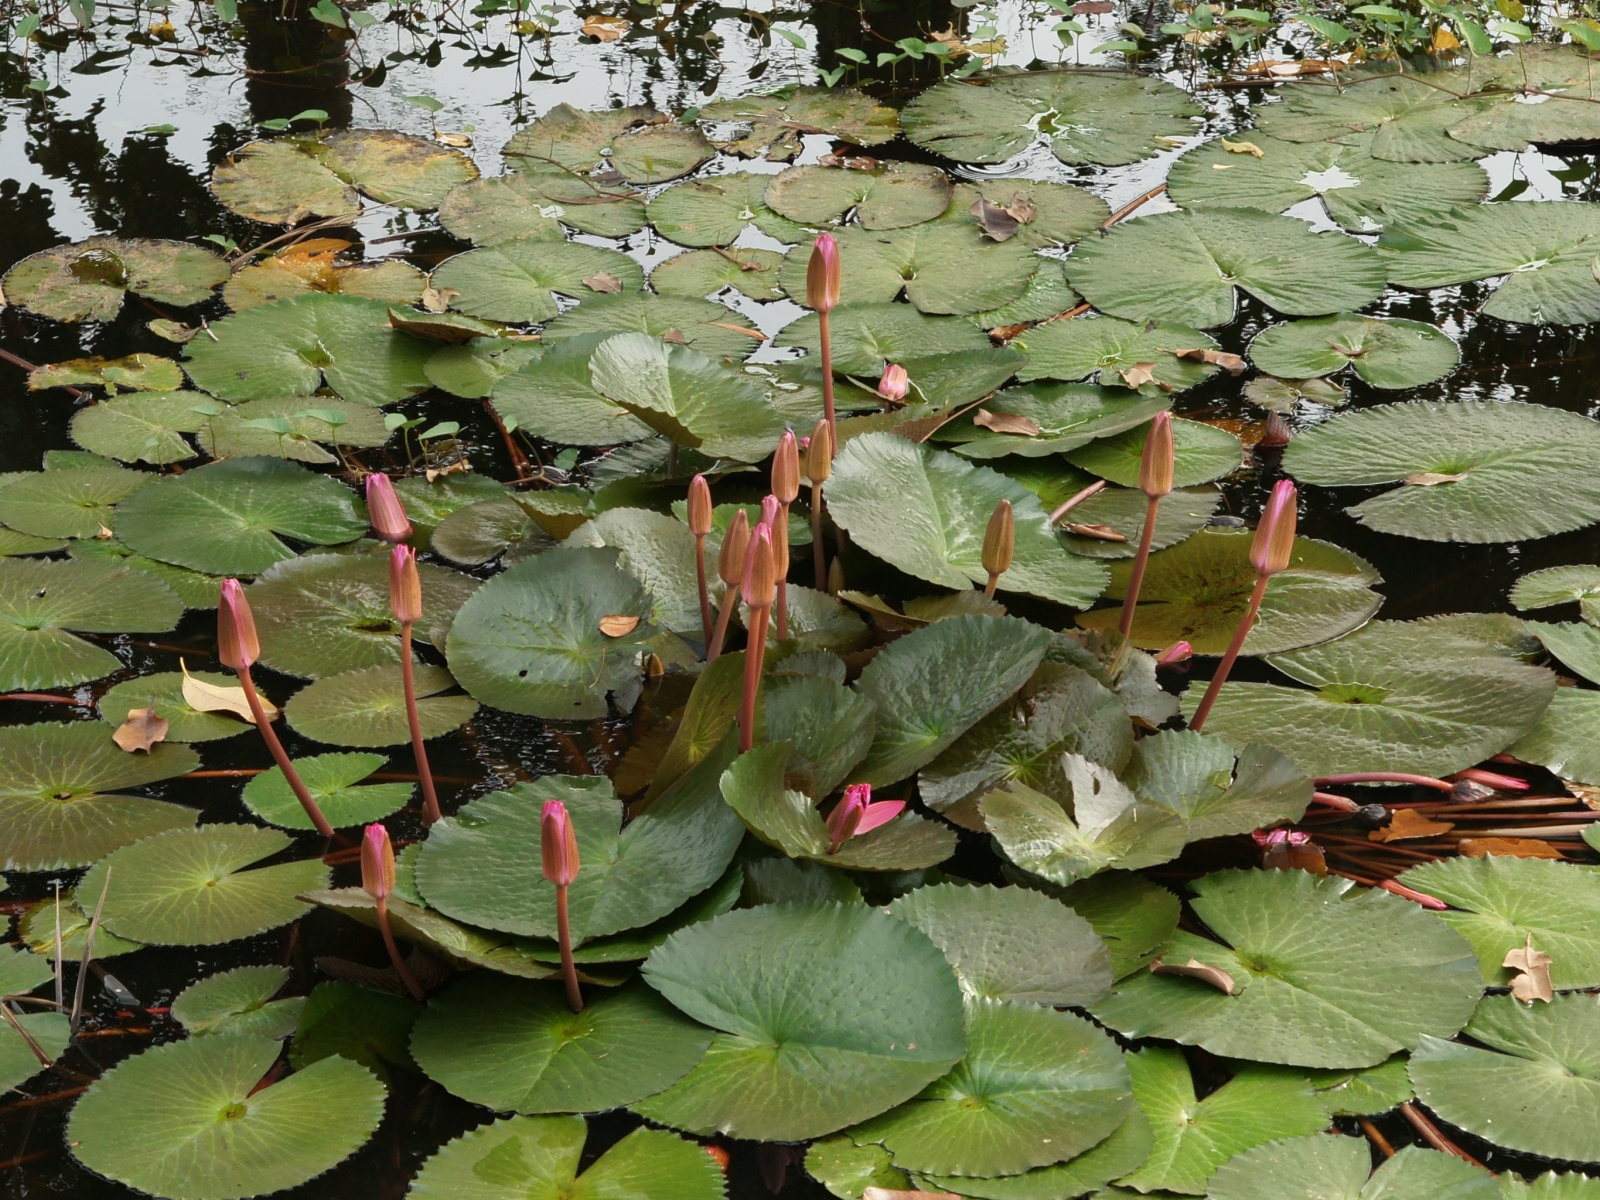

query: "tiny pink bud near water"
xmin=807 ymin=233 xmax=840 ymax=313
xmin=772 ymin=432 xmax=800 ymax=504
xmin=217 ymin=579 xmax=260 ymax=670
xmin=365 ymin=473 xmax=413 ymax=543
xmin=361 ymin=823 xmax=395 ymax=901
xmin=825 ymin=783 xmax=906 ymax=854
xmin=1154 ymin=640 xmax=1193 ymax=667
xmin=1250 ymin=479 xmax=1298 ymax=578
xmin=541 ymin=800 xmax=579 ymax=886
xmin=1250 ymin=828 xmax=1310 ymax=849
xmin=389 ymin=544 xmax=423 ymax=625
xmin=877 ymin=363 xmax=909 ymax=403
xmin=1139 ymin=412 xmax=1175 ymax=500
xmin=687 ymin=474 xmax=712 ymax=537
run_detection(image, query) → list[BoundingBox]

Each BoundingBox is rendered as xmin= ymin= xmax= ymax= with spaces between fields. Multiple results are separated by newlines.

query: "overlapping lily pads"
xmin=1248 ymin=314 xmax=1459 ymax=389
xmin=2 ymin=237 xmax=227 ymax=322
xmin=432 ymin=239 xmax=643 ymax=324
xmin=503 ymin=103 xmax=714 ymax=184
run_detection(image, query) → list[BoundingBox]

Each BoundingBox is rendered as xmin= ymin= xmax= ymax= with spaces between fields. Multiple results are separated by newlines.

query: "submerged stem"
xmin=1188 ymin=573 xmax=1270 ymax=734
xmin=237 ymin=668 xmax=334 ymax=838
xmin=399 ymin=624 xmax=441 ymax=826
xmin=555 ymin=884 xmax=582 ymax=1013
xmin=375 ymin=898 xmax=425 ymax=1002
xmin=1118 ymin=494 xmax=1163 ymax=640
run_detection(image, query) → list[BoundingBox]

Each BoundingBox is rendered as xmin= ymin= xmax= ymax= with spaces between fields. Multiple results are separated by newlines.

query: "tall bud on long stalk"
xmin=806 ymin=234 xmax=840 ymax=314
xmin=772 ymin=433 xmax=800 ymax=506
xmin=365 ymin=474 xmax=413 ymax=544
xmin=982 ymin=500 xmax=1014 ymax=598
xmin=688 ymin=474 xmax=714 ymax=646
xmin=1119 ymin=411 xmax=1175 ymax=641
xmin=217 ymin=579 xmax=260 ymax=671
xmin=707 ymin=509 xmax=751 ymax=661
xmin=541 ymin=800 xmax=583 ymax=1012
xmin=389 ymin=544 xmax=423 ymax=625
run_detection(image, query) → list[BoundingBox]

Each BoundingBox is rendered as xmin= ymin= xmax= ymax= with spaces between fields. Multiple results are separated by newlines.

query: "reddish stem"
xmin=1188 ymin=573 xmax=1270 ymax=733
xmin=1118 ymin=494 xmax=1163 ymax=640
xmin=375 ymin=898 xmax=425 ymax=1001
xmin=400 ymin=623 xmax=441 ymax=826
xmin=1399 ymin=1102 xmax=1485 ymax=1168
xmin=818 ymin=311 xmax=835 ymax=435
xmin=237 ymin=668 xmax=334 ymax=838
xmin=738 ymin=611 xmax=771 ymax=753
xmin=1049 ymin=479 xmax=1107 ymax=524
xmin=1311 ymin=791 xmax=1361 ymax=812
xmin=1314 ymin=773 xmax=1454 ymax=794
xmin=556 ymin=884 xmax=583 ymax=1013
xmin=707 ymin=583 xmax=740 ymax=661
xmin=694 ymin=534 xmax=713 ymax=646
xmin=810 ymin=482 xmax=827 ymax=590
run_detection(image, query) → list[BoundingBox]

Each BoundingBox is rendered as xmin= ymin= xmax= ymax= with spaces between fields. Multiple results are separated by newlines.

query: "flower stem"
xmin=707 ymin=583 xmax=741 ymax=661
xmin=1314 ymin=772 xmax=1454 ymax=793
xmin=1118 ymin=494 xmax=1163 ymax=640
xmin=818 ymin=310 xmax=835 ymax=435
xmin=810 ymin=483 xmax=827 ymax=590
xmin=738 ymin=611 xmax=771 ymax=752
xmin=1188 ymin=573 xmax=1270 ymax=734
xmin=237 ymin=668 xmax=333 ymax=838
xmin=399 ymin=623 xmax=441 ymax=826
xmin=375 ymin=898 xmax=425 ymax=1001
xmin=555 ymin=884 xmax=582 ymax=1013
xmin=775 ymin=502 xmax=791 ymax=640
xmin=694 ymin=535 xmax=713 ymax=647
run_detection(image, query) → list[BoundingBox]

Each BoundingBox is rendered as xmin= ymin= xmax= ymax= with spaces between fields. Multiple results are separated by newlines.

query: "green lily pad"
xmin=421 ymin=335 xmax=543 ymax=405
xmin=242 ymin=752 xmax=410 ymax=830
xmin=1509 ymin=687 xmax=1600 ymax=785
xmin=911 ymin=1106 xmax=1155 ymax=1200
xmin=410 ymin=975 xmax=711 ymax=1113
xmin=290 ymin=979 xmax=418 ymax=1077
xmin=286 ymin=663 xmax=478 ymax=747
xmin=1308 ymin=1056 xmax=1415 ymax=1118
xmin=408 ymin=1116 xmax=726 ymax=1200
xmin=969 ymin=257 xmax=1082 ymax=326
xmin=700 ymin=86 xmax=899 ymax=159
xmin=1012 ymin=316 xmax=1224 ymax=393
xmin=31 ymin=351 xmax=188 ymax=391
xmin=764 ymin=162 xmax=953 ymax=230
xmin=193 ymin=398 xmax=392 ymax=465
xmin=68 ymin=1034 xmax=384 ymax=1200
xmin=1253 ymin=68 xmax=1483 ymax=163
xmin=1091 ymin=869 xmax=1482 ymax=1068
xmin=0 ymin=463 xmax=147 ymax=538
xmin=99 ymin=670 xmax=252 ymax=743
xmin=805 ymin=1135 xmax=914 ymax=1199
xmin=0 ymin=556 xmax=181 ymax=690
xmin=1410 ymin=993 xmax=1600 ymax=1164
xmin=1284 ymin=400 xmax=1600 ymax=542
xmin=183 ymin=294 xmax=433 ymax=406
xmin=1503 ymin=1175 xmax=1600 ymax=1199
xmin=636 ymin=903 xmax=967 ymax=1141
xmin=1512 ymin=565 xmax=1600 ymax=626
xmin=68 ymin=537 xmax=224 ymax=609
xmin=1443 ymin=47 xmax=1600 ymax=153
xmin=0 ymin=721 xmax=199 ymax=871
xmin=650 ymin=247 xmax=787 ymax=301
xmin=946 ymin=384 xmax=1168 ymax=460
xmin=826 ymin=434 xmax=1108 ymax=607
xmin=438 ymin=170 xmax=645 ymax=243
xmin=69 ymin=391 xmax=204 ymax=464
xmin=1248 ymin=314 xmax=1459 ymax=389
xmin=954 ymin=179 xmax=1111 ymax=249
xmin=1078 ymin=530 xmax=1382 ymax=654
xmin=81 ymin=824 xmax=328 ymax=946
xmin=222 ymin=259 xmax=427 ymax=313
xmin=848 ymin=999 xmax=1132 ymax=1177
xmin=567 ymin=507 xmax=708 ymax=637
xmin=2 ymin=236 xmax=227 ymax=322
xmin=903 ymin=72 xmax=1200 ymax=167
xmin=502 ymin=104 xmax=715 ymax=184
xmin=19 ymin=889 xmax=143 ymax=960
xmin=172 ymin=965 xmax=304 ymax=1039
xmin=1168 ymin=135 xmax=1487 ymax=231
xmin=1120 ymin=729 xmax=1312 ymax=842
xmin=1058 ymin=873 xmax=1181 ymax=981
xmin=115 ymin=457 xmax=367 ymax=575
xmin=777 ymin=303 xmax=993 ymax=376
xmin=1531 ymin=621 xmax=1600 ymax=686
xmin=432 ymin=239 xmax=644 ymax=325
xmin=1209 ymin=1135 xmax=1496 ymax=1200
xmin=540 ymin=292 xmax=762 ymax=362
xmin=1245 ymin=374 xmax=1350 ymax=412
xmin=648 ymin=173 xmax=807 ymax=245
xmin=490 ymin=333 xmax=654 ymax=446
xmin=1381 ymin=202 xmax=1600 ymax=326
xmin=1065 ymin=417 xmax=1241 ymax=488
xmin=0 ymin=946 xmax=71 ymax=1092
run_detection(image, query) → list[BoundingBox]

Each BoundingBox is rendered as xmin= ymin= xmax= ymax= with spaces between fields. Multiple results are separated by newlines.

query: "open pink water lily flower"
xmin=825 ymin=783 xmax=905 ymax=854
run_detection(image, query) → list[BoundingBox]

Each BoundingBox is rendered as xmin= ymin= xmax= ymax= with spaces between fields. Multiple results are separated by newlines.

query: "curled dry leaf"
xmin=599 ymin=614 xmax=641 ymax=637
xmin=1064 ymin=522 xmax=1128 ymax=542
xmin=1243 ymin=58 xmax=1347 ymax=76
xmin=180 ymin=658 xmax=273 ymax=722
xmin=1150 ymin=956 xmax=1238 ymax=994
xmin=1459 ymin=837 xmax=1565 ymax=859
xmin=708 ymin=320 xmax=767 ymax=341
xmin=1221 ymin=136 xmax=1266 ymax=158
xmin=1173 ymin=347 xmax=1248 ymax=374
xmin=971 ymin=197 xmax=1021 ymax=242
xmin=972 ymin=408 xmax=1042 ymax=437
xmin=435 ymin=132 xmax=473 ymax=149
xmin=1119 ymin=362 xmax=1162 ymax=389
xmin=421 ymin=285 xmax=458 ymax=313
xmin=1504 ymin=935 xmax=1554 ymax=1003
xmin=1370 ymin=808 xmax=1455 ymax=842
xmin=582 ymin=272 xmax=624 ymax=294
xmin=1403 ymin=472 xmax=1469 ymax=487
xmin=112 ymin=707 xmax=169 ymax=753
xmin=579 ymin=13 xmax=629 ymax=39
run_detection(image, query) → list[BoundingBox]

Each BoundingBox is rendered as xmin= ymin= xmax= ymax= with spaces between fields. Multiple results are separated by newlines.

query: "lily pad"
xmin=648 ymin=173 xmax=806 ymax=245
xmin=1509 ymin=686 xmax=1600 ymax=785
xmin=650 ymin=247 xmax=787 ymax=301
xmin=1253 ymin=68 xmax=1483 ymax=163
xmin=99 ymin=670 xmax=252 ymax=743
xmin=490 ymin=333 xmax=653 ymax=446
xmin=19 ymin=889 xmax=143 ymax=960
xmin=1066 ymin=209 xmax=1388 ymax=329
xmin=2 ymin=236 xmax=227 ymax=322
xmin=954 ymin=179 xmax=1111 ymax=249
xmin=80 ymin=824 xmax=328 ymax=946
xmin=69 ymin=390 xmax=204 ymax=464
xmin=635 ymin=903 xmax=967 ymax=1141
xmin=1512 ymin=565 xmax=1600 ymax=626
xmin=1058 ymin=873 xmax=1182 ymax=981
xmin=1209 ymin=1134 xmax=1496 ymax=1200
xmin=291 ymin=979 xmax=418 ymax=1077
xmin=540 ymin=293 xmax=763 ymax=362
xmin=242 ymin=752 xmax=410 ymax=830
xmin=1284 ymin=400 xmax=1600 ymax=542
xmin=1090 ymin=869 xmax=1483 ymax=1068
xmin=67 ymin=1034 xmax=384 ymax=1200
xmin=777 ymin=303 xmax=993 ymax=376
xmin=1443 ymin=47 xmax=1600 ymax=153
xmin=1012 ymin=316 xmax=1224 ymax=393
xmin=764 ymin=162 xmax=953 ymax=230
xmin=946 ymin=384 xmax=1168 ymax=460
xmin=700 ymin=86 xmax=899 ymax=159
xmin=172 ymin=965 xmax=304 ymax=1039
xmin=439 ymin=170 xmax=645 ymax=243
xmin=903 ymin=72 xmax=1201 ymax=167
xmin=286 ymin=663 xmax=478 ymax=747
xmin=431 ymin=239 xmax=643 ymax=324
xmin=503 ymin=103 xmax=715 ymax=184
xmin=1248 ymin=314 xmax=1459 ymax=389
xmin=304 ymin=888 xmax=557 ymax=981
xmin=1066 ymin=418 xmax=1242 ymax=488
xmin=0 ymin=463 xmax=147 ymax=538
xmin=193 ymin=398 xmax=392 ymax=465
xmin=223 ymin=258 xmax=427 ymax=313
xmin=1531 ymin=621 xmax=1600 ymax=686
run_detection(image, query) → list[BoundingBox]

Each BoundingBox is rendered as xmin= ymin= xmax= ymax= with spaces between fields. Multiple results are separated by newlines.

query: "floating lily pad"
xmin=1209 ymin=1134 xmax=1496 ymax=1200
xmin=68 ymin=538 xmax=224 ymax=609
xmin=194 ymin=398 xmax=392 ymax=465
xmin=1530 ymin=621 xmax=1600 ymax=687
xmin=911 ymin=1107 xmax=1155 ymax=1200
xmin=283 ymin=663 xmax=477 ymax=748
xmin=0 ymin=722 xmax=199 ymax=871
xmin=223 ymin=258 xmax=427 ymax=313
xmin=903 ymin=72 xmax=1200 ymax=167
xmin=0 ymin=947 xmax=70 ymax=1093
xmin=424 ymin=336 xmax=542 ymax=399
xmin=969 ymin=257 xmax=1082 ymax=326
xmin=183 ymin=294 xmax=433 ymax=406
xmin=81 ymin=824 xmax=328 ymax=946
xmin=490 ymin=333 xmax=653 ymax=446
xmin=242 ymin=752 xmax=410 ymax=830
xmin=648 ymin=173 xmax=806 ymax=245
xmin=410 ymin=975 xmax=711 ymax=1113
xmin=291 ymin=979 xmax=418 ymax=1078
xmin=1509 ymin=687 xmax=1600 ymax=785
xmin=0 ymin=463 xmax=147 ymax=538
xmin=650 ymin=247 xmax=787 ymax=301
xmin=69 ymin=391 xmax=204 ymax=464
xmin=1248 ymin=314 xmax=1459 ymax=389
xmin=439 ymin=170 xmax=645 ymax=243
xmin=946 ymin=384 xmax=1168 ymax=460
xmin=116 ymin=457 xmax=366 ymax=576
xmin=99 ymin=670 xmax=251 ymax=743
xmin=1443 ymin=47 xmax=1600 ymax=154
xmin=2 ymin=236 xmax=227 ymax=322
xmin=954 ymin=179 xmax=1111 ymax=249
xmin=68 ymin=1034 xmax=384 ymax=1200
xmin=1285 ymin=400 xmax=1600 ymax=542
xmin=432 ymin=239 xmax=643 ymax=324
xmin=1066 ymin=418 xmax=1241 ymax=488
xmin=1067 ymin=209 xmax=1388 ymax=328
xmin=32 ymin=352 xmax=186 ymax=393
xmin=777 ymin=303 xmax=993 ymax=375
xmin=1079 ymin=530 xmax=1381 ymax=654
xmin=1091 ymin=869 xmax=1483 ymax=1068
xmin=503 ymin=104 xmax=715 ymax=184
xmin=19 ymin=889 xmax=143 ymax=960
xmin=540 ymin=293 xmax=762 ymax=362
xmin=700 ymin=86 xmax=899 ymax=159
xmin=1513 ymin=565 xmax=1600 ymax=626
xmin=1254 ymin=69 xmax=1482 ymax=163
xmin=1012 ymin=316 xmax=1223 ymax=393
xmin=1058 ymin=873 xmax=1182 ymax=981
xmin=764 ymin=162 xmax=953 ymax=230
xmin=1410 ymin=993 xmax=1600 ymax=1164
xmin=805 ymin=1135 xmax=914 ymax=1199
xmin=636 ymin=903 xmax=967 ymax=1141
xmin=172 ymin=965 xmax=304 ymax=1039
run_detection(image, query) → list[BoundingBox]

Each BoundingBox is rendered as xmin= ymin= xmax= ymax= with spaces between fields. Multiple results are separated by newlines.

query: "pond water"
xmin=5 ymin=1 xmax=1600 ymax=1197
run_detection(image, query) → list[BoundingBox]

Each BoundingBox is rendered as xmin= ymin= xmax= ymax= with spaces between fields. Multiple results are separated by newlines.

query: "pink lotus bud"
xmin=1154 ymin=641 xmax=1193 ymax=667
xmin=1250 ymin=828 xmax=1310 ymax=848
xmin=807 ymin=234 xmax=840 ymax=313
xmin=806 ymin=419 xmax=834 ymax=486
xmin=1139 ymin=412 xmax=1174 ymax=500
xmin=825 ymin=783 xmax=906 ymax=854
xmin=1250 ymin=479 xmax=1297 ymax=578
xmin=541 ymin=800 xmax=579 ymax=886
xmin=217 ymin=579 xmax=260 ymax=671
xmin=687 ymin=474 xmax=712 ymax=537
xmin=360 ymin=823 xmax=395 ymax=901
xmin=742 ymin=525 xmax=778 ymax=609
xmin=389 ymin=544 xmax=423 ymax=626
xmin=877 ymin=363 xmax=909 ymax=403
xmin=718 ymin=510 xmax=751 ymax=587
xmin=772 ymin=432 xmax=800 ymax=504
xmin=365 ymin=473 xmax=413 ymax=543
xmin=761 ymin=494 xmax=781 ymax=533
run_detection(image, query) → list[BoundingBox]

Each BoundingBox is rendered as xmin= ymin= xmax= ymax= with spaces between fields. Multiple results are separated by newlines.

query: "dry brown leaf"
xmin=707 ymin=321 xmax=767 ymax=341
xmin=1244 ymin=57 xmax=1347 ymax=76
xmin=112 ymin=707 xmax=169 ymax=753
xmin=973 ymin=408 xmax=1041 ymax=436
xmin=1432 ymin=25 xmax=1461 ymax=51
xmin=1460 ymin=837 xmax=1566 ymax=859
xmin=1221 ymin=136 xmax=1266 ymax=158
xmin=1064 ymin=523 xmax=1128 ymax=542
xmin=1370 ymin=808 xmax=1456 ymax=842
xmin=421 ymin=285 xmax=458 ymax=313
xmin=579 ymin=13 xmax=629 ymax=39
xmin=1150 ymin=957 xmax=1238 ymax=994
xmin=180 ymin=659 xmax=271 ymax=722
xmin=599 ymin=614 xmax=641 ymax=637
xmin=582 ymin=272 xmax=624 ymax=294
xmin=1072 ymin=0 xmax=1116 ymax=10
xmin=1119 ymin=362 xmax=1160 ymax=389
xmin=1504 ymin=934 xmax=1554 ymax=1003
xmin=425 ymin=460 xmax=472 ymax=482
xmin=435 ymin=132 xmax=473 ymax=149
xmin=816 ymin=153 xmax=881 ymax=171
xmin=970 ymin=197 xmax=1021 ymax=242
xmin=1404 ymin=472 xmax=1468 ymax=487
xmin=662 ymin=328 xmax=688 ymax=344
xmin=1173 ymin=347 xmax=1248 ymax=373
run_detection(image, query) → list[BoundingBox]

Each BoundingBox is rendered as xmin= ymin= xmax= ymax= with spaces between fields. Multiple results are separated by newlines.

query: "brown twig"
xmin=1099 ymin=184 xmax=1167 ymax=232
xmin=1399 ymin=1102 xmax=1485 ymax=1169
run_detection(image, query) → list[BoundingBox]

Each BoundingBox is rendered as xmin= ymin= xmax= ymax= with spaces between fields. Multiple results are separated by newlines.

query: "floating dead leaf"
xmin=1460 ymin=837 xmax=1565 ymax=859
xmin=816 ymin=153 xmax=881 ymax=171
xmin=1173 ymin=347 xmax=1247 ymax=373
xmin=1565 ymin=781 xmax=1600 ymax=811
xmin=1118 ymin=362 xmax=1163 ymax=389
xmin=1064 ymin=523 xmax=1128 ymax=542
xmin=1264 ymin=838 xmax=1327 ymax=873
xmin=579 ymin=13 xmax=629 ymax=39
xmin=1244 ymin=57 xmax=1348 ymax=76
xmin=1072 ymin=0 xmax=1116 ymax=11
xmin=436 ymin=132 xmax=473 ymax=149
xmin=1151 ymin=957 xmax=1238 ymax=994
xmin=707 ymin=320 xmax=767 ymax=341
xmin=421 ymin=285 xmax=458 ymax=313
xmin=425 ymin=460 xmax=472 ymax=482
xmin=973 ymin=408 xmax=1041 ymax=436
xmin=180 ymin=659 xmax=272 ymax=722
xmin=971 ymin=197 xmax=1021 ymax=242
xmin=112 ymin=707 xmax=169 ymax=753
xmin=1504 ymin=934 xmax=1554 ymax=1003
xmin=1221 ymin=136 xmax=1266 ymax=158
xmin=1370 ymin=808 xmax=1455 ymax=842
xmin=599 ymin=614 xmax=641 ymax=637
xmin=147 ymin=319 xmax=198 ymax=344
xmin=1431 ymin=25 xmax=1461 ymax=51
xmin=582 ymin=272 xmax=624 ymax=294
xmin=96 ymin=524 xmax=114 ymax=540
xmin=1403 ymin=471 xmax=1468 ymax=487
xmin=662 ymin=329 xmax=688 ymax=345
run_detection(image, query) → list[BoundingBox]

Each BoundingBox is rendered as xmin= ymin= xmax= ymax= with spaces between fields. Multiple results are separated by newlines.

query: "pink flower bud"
xmin=365 ymin=473 xmax=413 ymax=543
xmin=360 ymin=823 xmax=395 ymax=901
xmin=742 ymin=525 xmax=778 ymax=609
xmin=1250 ymin=479 xmax=1298 ymax=578
xmin=1139 ymin=412 xmax=1174 ymax=500
xmin=772 ymin=431 xmax=800 ymax=504
xmin=807 ymin=234 xmax=840 ymax=313
xmin=1154 ymin=641 xmax=1193 ymax=667
xmin=389 ymin=544 xmax=423 ymax=626
xmin=877 ymin=363 xmax=909 ymax=403
xmin=217 ymin=579 xmax=259 ymax=671
xmin=541 ymin=800 xmax=579 ymax=886
xmin=687 ymin=474 xmax=712 ymax=537
xmin=825 ymin=783 xmax=906 ymax=854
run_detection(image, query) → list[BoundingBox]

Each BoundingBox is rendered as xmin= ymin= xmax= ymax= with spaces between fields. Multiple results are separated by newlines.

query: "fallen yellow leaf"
xmin=1221 ymin=136 xmax=1266 ymax=158
xmin=181 ymin=659 xmax=271 ymax=722
xmin=113 ymin=707 xmax=169 ymax=753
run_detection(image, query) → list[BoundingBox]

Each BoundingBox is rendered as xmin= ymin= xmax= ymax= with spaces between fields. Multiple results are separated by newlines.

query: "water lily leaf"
xmin=195 ymin=398 xmax=391 ymax=464
xmin=289 ymin=979 xmax=417 ymax=1079
xmin=1253 ymin=68 xmax=1482 ymax=163
xmin=1066 ymin=418 xmax=1242 ymax=488
xmin=848 ymin=999 xmax=1131 ymax=1177
xmin=415 ymin=767 xmax=742 ymax=941
xmin=99 ymin=670 xmax=249 ymax=743
xmin=1091 ymin=869 xmax=1482 ymax=1068
xmin=1168 ymin=135 xmax=1487 ymax=231
xmin=1443 ymin=47 xmax=1600 ymax=153
xmin=410 ymin=975 xmax=711 ymax=1113
xmin=764 ymin=162 xmax=953 ymax=230
xmin=0 ymin=722 xmax=199 ymax=871
xmin=1119 ymin=730 xmax=1312 ymax=842
xmin=650 ymin=247 xmax=787 ymax=301
xmin=424 ymin=336 xmax=543 ymax=399
xmin=541 ymin=292 xmax=762 ymax=361
xmin=1013 ymin=316 xmax=1223 ymax=393
xmin=806 ymin=1135 xmax=915 ymax=1200
xmin=1508 ymin=687 xmax=1600 ymax=785
xmin=303 ymin=888 xmax=556 ymax=981
xmin=566 ymin=507 xmax=709 ymax=636
xmin=760 ymin=670 xmax=876 ymax=799
xmin=446 ymin=546 xmax=654 ymax=719
xmin=1410 ymin=993 xmax=1600 ymax=1164
xmin=946 ymin=384 xmax=1167 ymax=461
xmin=242 ymin=752 xmax=410 ymax=830
xmin=1284 ymin=400 xmax=1600 ymax=542
xmin=851 ymin=613 xmax=1052 ymax=786
xmin=970 ymin=258 xmax=1083 ymax=327
xmin=491 ymin=333 xmax=654 ymax=446
xmin=701 ymin=86 xmax=899 ymax=159
xmin=69 ymin=391 xmax=202 ymax=464
xmin=31 ymin=352 xmax=186 ymax=393
xmin=68 ymin=537 xmax=223 ymax=608
xmin=1246 ymin=374 xmax=1349 ymax=412
xmin=588 ymin=332 xmax=783 ymax=460
xmin=1184 ymin=619 xmax=1555 ymax=778
xmin=636 ymin=903 xmax=967 ymax=1141
xmin=503 ymin=103 xmax=715 ymax=184
xmin=287 ymin=662 xmax=477 ymax=748
xmin=1397 ymin=857 xmax=1600 ymax=990
xmin=954 ymin=179 xmax=1110 ymax=249
xmin=1079 ymin=530 xmax=1382 ymax=654
xmin=1502 ymin=1176 xmax=1600 ymax=1199
xmin=19 ymin=889 xmax=143 ymax=960
xmin=438 ymin=171 xmax=640 ymax=244
xmin=67 ymin=1034 xmax=384 ymax=1200
xmin=1066 ymin=209 xmax=1388 ymax=328
xmin=910 ymin=1107 xmax=1155 ymax=1200
xmin=223 ymin=257 xmax=427 ymax=313
xmin=903 ymin=72 xmax=1200 ymax=167
xmin=431 ymin=239 xmax=643 ymax=324
xmin=647 ymin=174 xmax=807 ymax=245
xmin=0 ymin=556 xmax=181 ymax=691
xmin=1381 ymin=202 xmax=1600 ymax=325
xmin=1209 ymin=1135 xmax=1496 ymax=1200
xmin=1057 ymin=873 xmax=1181 ymax=981
xmin=888 ymin=881 xmax=1112 ymax=1007
xmin=0 ymin=463 xmax=146 ymax=538
xmin=2 ymin=236 xmax=227 ymax=322
xmin=183 ymin=294 xmax=433 ymax=406
xmin=827 ymin=434 xmax=1108 ymax=607
xmin=81 ymin=824 xmax=328 ymax=945
xmin=172 ymin=965 xmax=303 ymax=1039
xmin=1529 ymin=620 xmax=1600 ymax=688
xmin=778 ymin=303 xmax=993 ymax=376
xmin=0 ymin=946 xmax=70 ymax=1092
xmin=1248 ymin=315 xmax=1459 ymax=389
xmin=1512 ymin=565 xmax=1600 ymax=626
xmin=408 ymin=1115 xmax=725 ymax=1200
